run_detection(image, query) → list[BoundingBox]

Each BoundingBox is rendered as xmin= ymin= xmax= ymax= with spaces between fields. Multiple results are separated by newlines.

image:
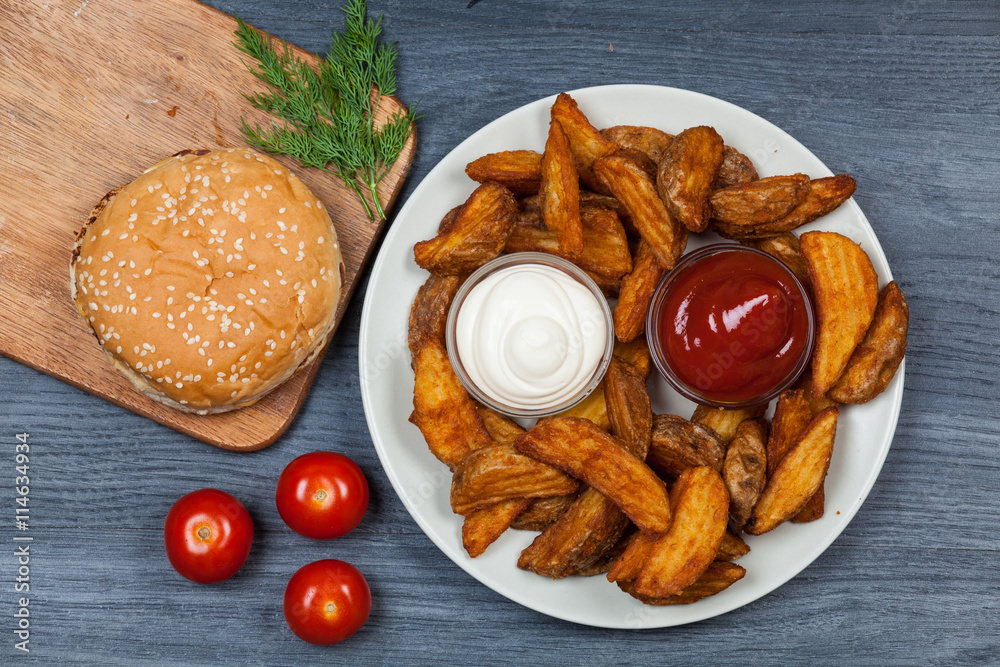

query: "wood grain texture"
xmin=1 ymin=0 xmax=999 ymax=664
xmin=0 ymin=0 xmax=415 ymax=450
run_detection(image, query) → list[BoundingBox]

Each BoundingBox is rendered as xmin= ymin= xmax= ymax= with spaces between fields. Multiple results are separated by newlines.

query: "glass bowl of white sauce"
xmin=445 ymin=252 xmax=614 ymax=419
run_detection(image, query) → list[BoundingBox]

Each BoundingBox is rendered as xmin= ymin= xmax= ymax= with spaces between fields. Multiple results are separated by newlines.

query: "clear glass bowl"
xmin=645 ymin=243 xmax=816 ymax=409
xmin=445 ymin=252 xmax=614 ymax=419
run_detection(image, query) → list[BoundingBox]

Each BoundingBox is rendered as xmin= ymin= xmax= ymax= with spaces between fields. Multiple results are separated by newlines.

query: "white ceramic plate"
xmin=359 ymin=84 xmax=903 ymax=628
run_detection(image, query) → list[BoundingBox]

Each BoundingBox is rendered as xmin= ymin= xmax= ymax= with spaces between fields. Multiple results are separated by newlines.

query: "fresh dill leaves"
xmin=233 ymin=0 xmax=418 ymax=222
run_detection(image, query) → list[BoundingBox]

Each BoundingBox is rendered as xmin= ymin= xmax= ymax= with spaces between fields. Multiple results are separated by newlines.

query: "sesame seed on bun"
xmin=70 ymin=148 xmax=344 ymax=414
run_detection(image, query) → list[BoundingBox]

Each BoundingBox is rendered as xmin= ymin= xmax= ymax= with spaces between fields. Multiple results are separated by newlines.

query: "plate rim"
xmin=359 ymin=83 xmax=903 ymax=628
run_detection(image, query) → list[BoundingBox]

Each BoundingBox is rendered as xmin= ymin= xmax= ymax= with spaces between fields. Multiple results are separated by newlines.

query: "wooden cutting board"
xmin=0 ymin=0 xmax=415 ymax=451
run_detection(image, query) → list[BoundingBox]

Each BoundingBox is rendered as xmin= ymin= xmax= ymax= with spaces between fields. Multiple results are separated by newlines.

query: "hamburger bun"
xmin=70 ymin=148 xmax=344 ymax=414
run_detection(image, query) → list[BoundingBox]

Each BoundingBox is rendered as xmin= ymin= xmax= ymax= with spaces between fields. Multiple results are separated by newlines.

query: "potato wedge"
xmin=766 ymin=389 xmax=814 ymax=477
xmin=743 ymin=232 xmax=812 ymax=294
xmin=413 ymin=181 xmax=518 ymax=275
xmin=791 ymin=487 xmax=826 ymax=524
xmin=630 ymin=466 xmax=729 ymax=599
xmin=604 ymin=357 xmax=653 ymax=458
xmin=745 ymin=406 xmax=839 ymax=535
xmin=450 ymin=444 xmax=579 ymax=516
xmin=723 ymin=418 xmax=768 ymax=530
xmin=462 ymin=498 xmax=531 ymax=558
xmin=690 ymin=403 xmax=767 ymax=444
xmin=623 ymin=561 xmax=746 ymax=605
xmin=613 ymin=239 xmax=668 ymax=343
xmin=593 ymin=154 xmax=688 ymax=268
xmin=767 ymin=389 xmax=826 ymax=523
xmin=408 ymin=273 xmax=464 ymax=361
xmin=656 ymin=126 xmax=725 ymax=233
xmin=541 ymin=119 xmax=583 ymax=258
xmin=517 ymin=487 xmax=630 ymax=579
xmin=410 ymin=338 xmax=494 ymax=468
xmin=606 ymin=530 xmax=655 ymax=584
xmin=601 ymin=125 xmax=674 ymax=164
xmin=553 ymin=380 xmax=610 ymax=431
xmin=505 ymin=206 xmax=631 ymax=279
xmin=717 ymin=529 xmax=751 ymax=562
xmin=549 ymin=92 xmax=620 ymax=191
xmin=511 ymin=494 xmax=577 ymax=531
xmin=613 ymin=335 xmax=652 ymax=380
xmin=573 ymin=526 xmax=637 ymax=577
xmin=515 ymin=417 xmax=672 ymax=535
xmin=800 ymin=231 xmax=879 ymax=397
xmin=465 ymin=150 xmax=542 ymax=195
xmin=713 ymin=174 xmax=857 ymax=239
xmin=647 ymin=414 xmax=726 ymax=479
xmin=828 ymin=281 xmax=909 ymax=404
xmin=475 ymin=404 xmax=525 ymax=446
xmin=709 ymin=173 xmax=810 ymax=227
xmin=715 ymin=145 xmax=759 ymax=188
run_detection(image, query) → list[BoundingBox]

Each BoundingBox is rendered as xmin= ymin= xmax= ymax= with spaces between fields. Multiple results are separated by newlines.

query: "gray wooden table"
xmin=2 ymin=1 xmax=998 ymax=664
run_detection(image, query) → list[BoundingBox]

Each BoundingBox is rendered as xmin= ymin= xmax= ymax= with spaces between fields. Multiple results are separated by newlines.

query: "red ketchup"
xmin=650 ymin=245 xmax=813 ymax=406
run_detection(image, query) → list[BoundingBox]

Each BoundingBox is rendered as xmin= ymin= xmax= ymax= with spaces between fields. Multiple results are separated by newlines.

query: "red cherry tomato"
xmin=163 ymin=488 xmax=254 ymax=584
xmin=275 ymin=452 xmax=369 ymax=540
xmin=283 ymin=559 xmax=371 ymax=645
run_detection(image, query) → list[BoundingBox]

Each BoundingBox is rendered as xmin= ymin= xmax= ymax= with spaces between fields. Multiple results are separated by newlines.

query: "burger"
xmin=70 ymin=148 xmax=344 ymax=414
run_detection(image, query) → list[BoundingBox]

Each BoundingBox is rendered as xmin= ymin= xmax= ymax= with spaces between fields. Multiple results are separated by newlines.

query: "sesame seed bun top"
xmin=70 ymin=148 xmax=344 ymax=414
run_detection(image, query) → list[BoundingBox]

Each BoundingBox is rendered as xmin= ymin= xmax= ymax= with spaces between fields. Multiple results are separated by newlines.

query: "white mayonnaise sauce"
xmin=454 ymin=263 xmax=608 ymax=411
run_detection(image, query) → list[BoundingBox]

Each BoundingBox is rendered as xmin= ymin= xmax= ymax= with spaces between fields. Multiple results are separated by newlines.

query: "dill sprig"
xmin=233 ymin=0 xmax=418 ymax=222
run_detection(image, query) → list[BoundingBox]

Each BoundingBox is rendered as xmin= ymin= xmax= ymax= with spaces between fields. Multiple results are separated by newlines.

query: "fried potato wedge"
xmin=690 ymin=403 xmax=767 ymax=444
xmin=604 ymin=357 xmax=653 ymax=458
xmin=717 ymin=529 xmax=751 ymax=562
xmin=800 ymin=231 xmax=879 ymax=397
xmin=713 ymin=174 xmax=857 ymax=239
xmin=828 ymin=281 xmax=909 ymax=404
xmin=709 ymin=173 xmax=811 ymax=227
xmin=656 ymin=126 xmax=725 ymax=233
xmin=573 ymin=526 xmax=637 ymax=577
xmin=601 ymin=125 xmax=674 ymax=165
xmin=622 ymin=561 xmax=746 ymax=605
xmin=630 ymin=466 xmax=729 ymax=599
xmin=606 ymin=530 xmax=655 ymax=584
xmin=613 ymin=335 xmax=652 ymax=380
xmin=745 ymin=406 xmax=839 ymax=535
xmin=723 ymin=418 xmax=768 ymax=530
xmin=715 ymin=145 xmax=759 ymax=188
xmin=593 ymin=154 xmax=688 ymax=268
xmin=408 ymin=273 xmax=464 ymax=362
xmin=413 ymin=181 xmax=518 ymax=275
xmin=511 ymin=494 xmax=577 ymax=531
xmin=462 ymin=498 xmax=531 ymax=558
xmin=791 ymin=487 xmax=826 ymax=524
xmin=465 ymin=150 xmax=542 ymax=195
xmin=517 ymin=487 xmax=630 ymax=579
xmin=450 ymin=444 xmax=580 ymax=516
xmin=475 ymin=404 xmax=525 ymax=446
xmin=613 ymin=239 xmax=669 ymax=343
xmin=767 ymin=389 xmax=826 ymax=523
xmin=505 ymin=206 xmax=631 ymax=279
xmin=554 ymin=380 xmax=610 ymax=431
xmin=550 ymin=92 xmax=620 ymax=191
xmin=541 ymin=119 xmax=583 ymax=258
xmin=410 ymin=338 xmax=494 ymax=468
xmin=647 ymin=414 xmax=726 ymax=479
xmin=743 ymin=232 xmax=812 ymax=294
xmin=515 ymin=417 xmax=672 ymax=535
xmin=766 ymin=389 xmax=814 ymax=478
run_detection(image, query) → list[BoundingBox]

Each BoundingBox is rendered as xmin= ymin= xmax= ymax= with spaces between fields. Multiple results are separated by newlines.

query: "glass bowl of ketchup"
xmin=646 ymin=243 xmax=815 ymax=408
